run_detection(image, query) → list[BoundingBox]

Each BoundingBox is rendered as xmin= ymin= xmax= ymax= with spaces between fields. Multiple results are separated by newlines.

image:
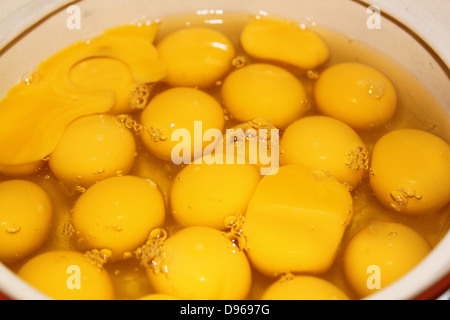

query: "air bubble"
xmin=129 ymin=83 xmax=153 ymax=110
xmin=136 ymin=228 xmax=169 ymax=275
xmin=306 ymin=70 xmax=319 ymax=80
xmin=345 ymin=145 xmax=369 ymax=172
xmin=232 ymin=56 xmax=247 ymax=68
xmin=5 ymin=224 xmax=21 ymax=234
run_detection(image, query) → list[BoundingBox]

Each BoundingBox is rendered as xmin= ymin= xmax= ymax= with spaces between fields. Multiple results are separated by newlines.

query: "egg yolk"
xmin=314 ymin=62 xmax=397 ymax=130
xmin=242 ymin=165 xmax=353 ymax=276
xmin=156 ymin=27 xmax=235 ymax=88
xmin=69 ymin=57 xmax=137 ymax=114
xmin=221 ymin=63 xmax=308 ymax=129
xmin=139 ymin=293 xmax=180 ymax=300
xmin=261 ymin=275 xmax=349 ymax=300
xmin=370 ymin=129 xmax=450 ymax=215
xmin=146 ymin=226 xmax=252 ymax=300
xmin=17 ymin=250 xmax=115 ymax=300
xmin=49 ymin=114 xmax=136 ymax=187
xmin=0 ymin=160 xmax=43 ymax=177
xmin=72 ymin=175 xmax=165 ymax=260
xmin=280 ymin=116 xmax=369 ymax=189
xmin=0 ymin=180 xmax=53 ymax=262
xmin=140 ymin=87 xmax=225 ymax=162
xmin=170 ymin=157 xmax=261 ymax=229
xmin=240 ymin=17 xmax=330 ymax=70
xmin=344 ymin=220 xmax=431 ymax=298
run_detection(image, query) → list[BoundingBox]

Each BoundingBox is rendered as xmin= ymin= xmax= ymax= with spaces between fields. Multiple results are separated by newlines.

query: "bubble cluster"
xmin=129 ymin=83 xmax=154 ymax=110
xmin=135 ymin=228 xmax=169 ymax=275
xmin=345 ymin=145 xmax=369 ymax=172
xmin=83 ymin=248 xmax=112 ymax=269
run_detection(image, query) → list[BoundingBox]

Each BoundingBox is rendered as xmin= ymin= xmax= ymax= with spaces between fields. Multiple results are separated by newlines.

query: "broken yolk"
xmin=0 ymin=23 xmax=165 ymax=166
xmin=242 ymin=165 xmax=353 ymax=277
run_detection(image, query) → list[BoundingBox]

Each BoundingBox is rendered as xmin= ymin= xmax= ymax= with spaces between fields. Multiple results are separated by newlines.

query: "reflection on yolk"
xmin=156 ymin=27 xmax=235 ymax=88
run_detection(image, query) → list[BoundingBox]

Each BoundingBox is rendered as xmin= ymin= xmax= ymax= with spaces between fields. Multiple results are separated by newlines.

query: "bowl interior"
xmin=0 ymin=0 xmax=448 ymax=300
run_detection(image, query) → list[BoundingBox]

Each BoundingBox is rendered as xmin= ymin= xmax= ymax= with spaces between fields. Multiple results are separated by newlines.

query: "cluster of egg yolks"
xmin=140 ymin=87 xmax=225 ymax=162
xmin=49 ymin=114 xmax=136 ymax=187
xmin=147 ymin=226 xmax=252 ymax=300
xmin=280 ymin=116 xmax=368 ymax=189
xmin=242 ymin=165 xmax=353 ymax=277
xmin=170 ymin=158 xmax=261 ymax=229
xmin=370 ymin=129 xmax=450 ymax=215
xmin=69 ymin=57 xmax=136 ymax=114
xmin=314 ymin=62 xmax=397 ymax=131
xmin=72 ymin=175 xmax=165 ymax=260
xmin=156 ymin=27 xmax=236 ymax=88
xmin=0 ymin=180 xmax=52 ymax=262
xmin=0 ymin=160 xmax=43 ymax=177
xmin=240 ymin=18 xmax=330 ymax=70
xmin=344 ymin=220 xmax=431 ymax=298
xmin=221 ymin=63 xmax=307 ymax=129
xmin=261 ymin=275 xmax=349 ymax=300
xmin=18 ymin=250 xmax=115 ymax=300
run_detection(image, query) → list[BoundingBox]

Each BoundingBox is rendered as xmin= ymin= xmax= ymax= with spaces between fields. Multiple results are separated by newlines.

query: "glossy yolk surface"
xmin=146 ymin=226 xmax=252 ymax=300
xmin=240 ymin=17 xmax=330 ymax=70
xmin=140 ymin=87 xmax=225 ymax=162
xmin=49 ymin=114 xmax=136 ymax=187
xmin=0 ymin=15 xmax=448 ymax=301
xmin=72 ymin=175 xmax=165 ymax=260
xmin=261 ymin=275 xmax=349 ymax=300
xmin=17 ymin=250 xmax=115 ymax=300
xmin=242 ymin=165 xmax=353 ymax=276
xmin=370 ymin=129 xmax=450 ymax=215
xmin=156 ymin=27 xmax=235 ymax=88
xmin=280 ymin=116 xmax=369 ymax=189
xmin=221 ymin=63 xmax=308 ymax=129
xmin=344 ymin=220 xmax=431 ymax=298
xmin=314 ymin=62 xmax=397 ymax=130
xmin=0 ymin=180 xmax=52 ymax=262
xmin=170 ymin=158 xmax=261 ymax=229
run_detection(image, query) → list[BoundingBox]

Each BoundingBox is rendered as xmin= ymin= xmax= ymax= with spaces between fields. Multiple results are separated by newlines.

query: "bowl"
xmin=0 ymin=0 xmax=448 ymax=300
